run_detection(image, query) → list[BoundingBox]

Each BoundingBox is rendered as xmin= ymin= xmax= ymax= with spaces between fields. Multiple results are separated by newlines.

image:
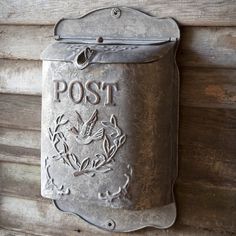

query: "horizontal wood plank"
xmin=180 ymin=68 xmax=236 ymax=109
xmin=0 ymin=127 xmax=40 ymax=149
xmin=180 ymin=106 xmax=236 ymax=153
xmin=179 ymin=144 xmax=236 ymax=188
xmin=1 ymin=26 xmax=236 ymax=68
xmin=176 ymin=182 xmax=236 ymax=233
xmin=1 ymin=2 xmax=236 ymax=236
xmin=0 ymin=162 xmax=41 ymax=199
xmin=1 ymin=181 xmax=235 ymax=234
xmin=0 ymin=144 xmax=40 ymax=165
xmin=179 ymin=106 xmax=236 ymax=187
xmin=0 ymin=219 xmax=232 ymax=236
xmin=0 ymin=94 xmax=41 ymax=130
xmin=0 ymin=26 xmax=53 ymax=60
xmin=1 ymin=61 xmax=236 ymax=102
xmin=0 ymin=195 xmax=98 ymax=236
xmin=178 ymin=27 xmax=236 ymax=68
xmin=1 ymin=138 xmax=235 ymax=190
xmin=0 ymin=227 xmax=117 ymax=236
xmin=0 ymin=0 xmax=236 ymax=26
xmin=1 ymin=93 xmax=236 ymax=187
xmin=0 ymin=228 xmax=40 ymax=236
xmin=0 ymin=228 xmax=36 ymax=236
xmin=0 ymin=60 xmax=42 ymax=95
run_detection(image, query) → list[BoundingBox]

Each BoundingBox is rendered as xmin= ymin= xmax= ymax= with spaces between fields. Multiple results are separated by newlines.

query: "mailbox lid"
xmin=41 ymin=41 xmax=176 ymax=64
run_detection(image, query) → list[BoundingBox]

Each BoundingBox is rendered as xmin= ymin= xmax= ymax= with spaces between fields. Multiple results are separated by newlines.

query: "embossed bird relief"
xmin=69 ymin=109 xmax=104 ymax=145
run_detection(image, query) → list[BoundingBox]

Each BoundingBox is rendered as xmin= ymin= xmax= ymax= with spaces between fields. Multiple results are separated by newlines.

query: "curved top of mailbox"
xmin=53 ymin=7 xmax=180 ymax=43
xmin=42 ymin=7 xmax=180 ymax=65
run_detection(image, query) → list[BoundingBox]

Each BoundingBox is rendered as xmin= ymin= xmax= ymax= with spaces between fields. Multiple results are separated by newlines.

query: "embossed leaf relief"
xmin=47 ymin=110 xmax=127 ymax=178
xmin=44 ymin=156 xmax=70 ymax=195
xmin=64 ymin=44 xmax=138 ymax=55
xmin=98 ymin=165 xmax=133 ymax=203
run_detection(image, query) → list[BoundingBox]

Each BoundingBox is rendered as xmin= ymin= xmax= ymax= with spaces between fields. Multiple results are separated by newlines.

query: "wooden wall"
xmin=0 ymin=1 xmax=236 ymax=235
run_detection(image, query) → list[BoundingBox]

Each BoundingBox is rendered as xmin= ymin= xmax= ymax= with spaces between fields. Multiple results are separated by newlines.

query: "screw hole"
xmin=111 ymin=8 xmax=121 ymax=18
xmin=104 ymin=219 xmax=115 ymax=230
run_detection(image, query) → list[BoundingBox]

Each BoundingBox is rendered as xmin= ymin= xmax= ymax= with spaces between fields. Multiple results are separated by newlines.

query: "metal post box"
xmin=41 ymin=7 xmax=180 ymax=232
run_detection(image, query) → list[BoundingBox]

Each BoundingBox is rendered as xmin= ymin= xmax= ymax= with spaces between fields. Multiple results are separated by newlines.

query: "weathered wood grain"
xmin=0 ymin=162 xmax=41 ymax=199
xmin=1 ymin=144 xmax=235 ymax=195
xmin=0 ymin=144 xmax=40 ymax=165
xmin=0 ymin=228 xmax=108 ymax=236
xmin=0 ymin=195 xmax=98 ymax=236
xmin=1 ymin=181 xmax=235 ymax=234
xmin=0 ymin=94 xmax=41 ymax=130
xmin=1 ymin=139 xmax=235 ymax=191
xmin=0 ymin=127 xmax=40 ymax=149
xmin=0 ymin=26 xmax=53 ymax=60
xmin=179 ymin=106 xmax=236 ymax=187
xmin=178 ymin=27 xmax=236 ymax=68
xmin=0 ymin=227 xmax=120 ymax=236
xmin=0 ymin=0 xmax=236 ymax=26
xmin=1 ymin=26 xmax=236 ymax=68
xmin=0 ymin=1 xmax=235 ymax=236
xmin=179 ymin=144 xmax=236 ymax=188
xmin=1 ymin=66 xmax=236 ymax=128
xmin=180 ymin=68 xmax=236 ymax=109
xmin=1 ymin=93 xmax=236 ymax=187
xmin=1 ymin=61 xmax=236 ymax=99
xmin=180 ymin=106 xmax=236 ymax=153
xmin=0 ymin=60 xmax=42 ymax=95
xmin=1 ymin=137 xmax=235 ymax=190
xmin=176 ymin=182 xmax=236 ymax=233
xmin=0 ymin=228 xmax=37 ymax=236
xmin=0 ymin=224 xmax=232 ymax=236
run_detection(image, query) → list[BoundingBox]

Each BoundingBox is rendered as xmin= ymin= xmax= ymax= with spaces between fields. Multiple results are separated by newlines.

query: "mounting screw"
xmin=111 ymin=8 xmax=121 ymax=18
xmin=104 ymin=219 xmax=116 ymax=230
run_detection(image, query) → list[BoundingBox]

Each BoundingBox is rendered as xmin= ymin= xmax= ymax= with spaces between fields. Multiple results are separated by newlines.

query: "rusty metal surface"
xmin=41 ymin=7 xmax=180 ymax=232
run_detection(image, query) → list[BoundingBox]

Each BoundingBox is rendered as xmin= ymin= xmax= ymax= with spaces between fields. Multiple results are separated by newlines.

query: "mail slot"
xmin=41 ymin=7 xmax=180 ymax=232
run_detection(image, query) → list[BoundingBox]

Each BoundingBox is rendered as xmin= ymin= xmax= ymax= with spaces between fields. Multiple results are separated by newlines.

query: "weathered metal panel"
xmin=41 ymin=7 xmax=180 ymax=232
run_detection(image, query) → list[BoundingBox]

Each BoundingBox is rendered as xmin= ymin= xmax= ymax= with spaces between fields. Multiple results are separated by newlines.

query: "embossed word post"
xmin=41 ymin=7 xmax=180 ymax=232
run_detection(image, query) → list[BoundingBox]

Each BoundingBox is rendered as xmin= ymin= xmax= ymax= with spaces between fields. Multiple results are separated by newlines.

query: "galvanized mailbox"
xmin=41 ymin=7 xmax=180 ymax=232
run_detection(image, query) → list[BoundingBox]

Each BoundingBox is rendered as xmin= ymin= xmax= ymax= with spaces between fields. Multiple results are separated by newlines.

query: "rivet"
xmin=96 ymin=36 xmax=104 ymax=43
